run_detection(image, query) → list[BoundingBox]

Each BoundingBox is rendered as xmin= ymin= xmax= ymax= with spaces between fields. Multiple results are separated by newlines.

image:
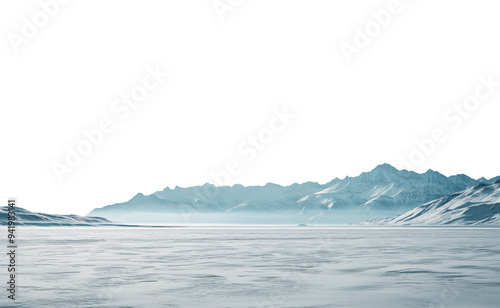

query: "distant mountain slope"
xmin=88 ymin=164 xmax=497 ymax=224
xmin=360 ymin=180 xmax=500 ymax=226
xmin=0 ymin=206 xmax=112 ymax=226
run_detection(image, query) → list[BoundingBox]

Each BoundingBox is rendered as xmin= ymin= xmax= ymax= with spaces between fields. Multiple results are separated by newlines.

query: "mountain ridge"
xmin=88 ymin=164 xmax=500 ymax=224
xmin=359 ymin=180 xmax=500 ymax=226
xmin=0 ymin=206 xmax=113 ymax=226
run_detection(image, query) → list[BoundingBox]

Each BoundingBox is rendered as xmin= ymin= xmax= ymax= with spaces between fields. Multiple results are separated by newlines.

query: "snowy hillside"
xmin=88 ymin=164 xmax=498 ymax=224
xmin=360 ymin=179 xmax=500 ymax=226
xmin=0 ymin=206 xmax=112 ymax=226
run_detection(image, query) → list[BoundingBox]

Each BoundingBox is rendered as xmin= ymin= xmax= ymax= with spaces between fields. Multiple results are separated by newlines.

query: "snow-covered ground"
xmin=5 ymin=227 xmax=500 ymax=307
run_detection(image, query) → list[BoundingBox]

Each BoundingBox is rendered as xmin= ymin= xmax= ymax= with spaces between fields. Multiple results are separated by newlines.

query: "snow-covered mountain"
xmin=360 ymin=179 xmax=500 ymax=226
xmin=0 ymin=206 xmax=113 ymax=226
xmin=88 ymin=164 xmax=498 ymax=224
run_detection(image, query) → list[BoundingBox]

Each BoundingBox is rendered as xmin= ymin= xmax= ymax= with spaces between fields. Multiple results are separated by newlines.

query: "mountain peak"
xmin=423 ymin=169 xmax=444 ymax=177
xmin=131 ymin=193 xmax=145 ymax=201
xmin=371 ymin=164 xmax=399 ymax=173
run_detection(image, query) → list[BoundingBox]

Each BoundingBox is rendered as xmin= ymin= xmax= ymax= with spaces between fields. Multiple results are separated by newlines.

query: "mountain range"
xmin=360 ymin=179 xmax=500 ymax=226
xmin=88 ymin=164 xmax=500 ymax=224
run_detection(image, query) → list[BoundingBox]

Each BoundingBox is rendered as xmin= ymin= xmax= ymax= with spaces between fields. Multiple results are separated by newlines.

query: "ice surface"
xmin=4 ymin=227 xmax=500 ymax=307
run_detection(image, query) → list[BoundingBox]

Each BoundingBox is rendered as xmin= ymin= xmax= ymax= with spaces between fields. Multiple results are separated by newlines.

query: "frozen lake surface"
xmin=6 ymin=227 xmax=500 ymax=307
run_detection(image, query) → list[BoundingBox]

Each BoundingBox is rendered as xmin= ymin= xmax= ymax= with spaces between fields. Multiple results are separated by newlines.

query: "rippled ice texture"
xmin=5 ymin=227 xmax=500 ymax=307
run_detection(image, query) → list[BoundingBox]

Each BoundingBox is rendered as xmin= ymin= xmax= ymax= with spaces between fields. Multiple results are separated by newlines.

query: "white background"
xmin=1 ymin=0 xmax=499 ymax=215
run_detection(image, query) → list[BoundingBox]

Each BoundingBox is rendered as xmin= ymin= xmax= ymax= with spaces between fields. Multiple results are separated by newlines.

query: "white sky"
xmin=1 ymin=0 xmax=500 ymax=215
